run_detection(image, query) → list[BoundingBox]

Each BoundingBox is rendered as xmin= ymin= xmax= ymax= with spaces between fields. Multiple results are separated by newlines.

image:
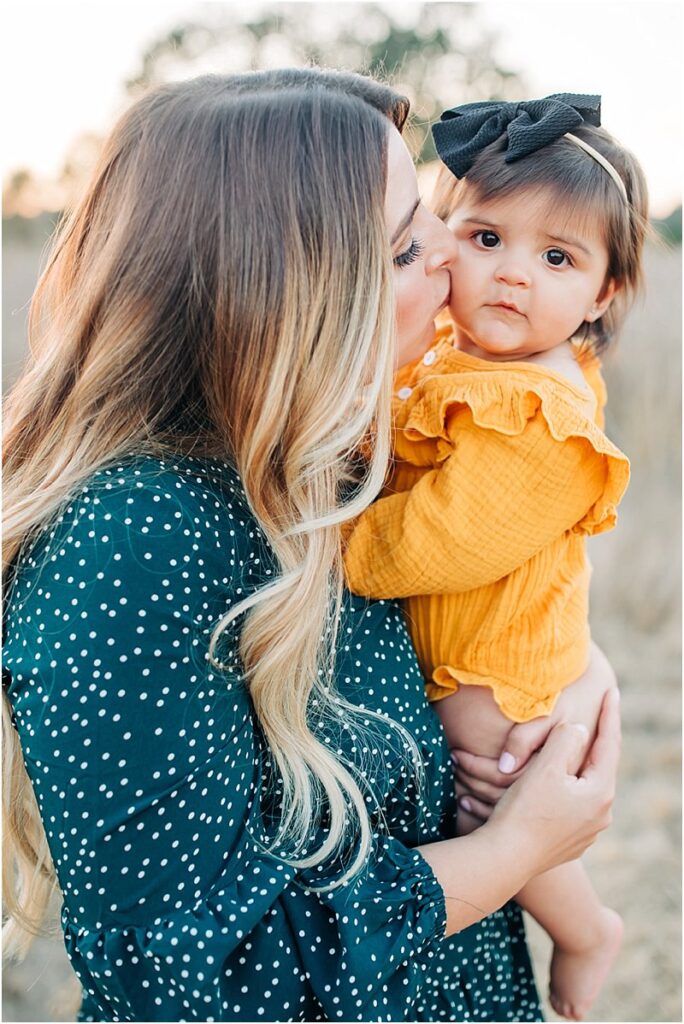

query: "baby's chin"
xmin=473 ymin=341 xmax=532 ymax=360
xmin=458 ymin=329 xmax=535 ymax=362
xmin=452 ymin=312 xmax=531 ymax=355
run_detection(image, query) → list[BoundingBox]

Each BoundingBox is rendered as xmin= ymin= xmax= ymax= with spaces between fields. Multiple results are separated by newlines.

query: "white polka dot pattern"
xmin=4 ymin=455 xmax=541 ymax=1022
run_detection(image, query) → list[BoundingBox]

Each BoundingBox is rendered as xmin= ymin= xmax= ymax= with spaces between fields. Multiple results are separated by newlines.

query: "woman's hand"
xmin=418 ymin=687 xmax=621 ymax=937
xmin=451 ymin=750 xmax=526 ymax=823
xmin=488 ymin=685 xmax=621 ymax=873
xmin=450 ymin=642 xmax=618 ymax=820
xmin=498 ymin=641 xmax=617 ymax=775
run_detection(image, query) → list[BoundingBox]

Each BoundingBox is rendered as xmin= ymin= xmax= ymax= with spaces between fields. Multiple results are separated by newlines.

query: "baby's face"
xmin=446 ymin=187 xmax=614 ymax=360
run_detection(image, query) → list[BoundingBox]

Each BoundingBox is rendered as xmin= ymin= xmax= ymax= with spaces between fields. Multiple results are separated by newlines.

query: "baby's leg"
xmin=433 ymin=685 xmax=511 ymax=834
xmin=518 ymin=863 xmax=623 ymax=1021
xmin=434 ymin=685 xmax=623 ymax=1020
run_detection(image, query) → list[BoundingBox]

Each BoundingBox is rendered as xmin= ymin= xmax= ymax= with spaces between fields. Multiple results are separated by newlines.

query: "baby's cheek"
xmin=448 ymin=274 xmax=472 ymax=318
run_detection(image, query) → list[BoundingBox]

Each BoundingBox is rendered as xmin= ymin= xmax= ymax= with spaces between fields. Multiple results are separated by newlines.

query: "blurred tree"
xmin=125 ymin=2 xmax=525 ymax=162
xmin=3 ymin=168 xmax=36 ymax=215
xmin=58 ymin=132 xmax=104 ymax=194
xmin=3 ymin=166 xmax=69 ymax=218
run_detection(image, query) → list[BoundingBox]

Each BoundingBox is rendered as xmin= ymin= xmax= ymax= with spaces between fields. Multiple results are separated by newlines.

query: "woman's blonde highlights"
xmin=204 ymin=77 xmax=418 ymax=880
xmin=3 ymin=69 xmax=419 ymax=953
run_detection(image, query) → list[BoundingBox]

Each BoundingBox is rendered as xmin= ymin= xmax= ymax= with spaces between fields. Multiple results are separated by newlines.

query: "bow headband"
xmin=432 ymin=93 xmax=628 ymax=203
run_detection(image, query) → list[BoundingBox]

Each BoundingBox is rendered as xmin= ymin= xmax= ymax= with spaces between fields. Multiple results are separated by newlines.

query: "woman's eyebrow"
xmin=391 ymin=198 xmax=420 ymax=245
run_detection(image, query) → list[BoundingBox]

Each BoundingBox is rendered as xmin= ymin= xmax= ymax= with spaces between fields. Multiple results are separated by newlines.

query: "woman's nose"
xmin=494 ymin=259 xmax=531 ymax=288
xmin=424 ymin=213 xmax=459 ymax=273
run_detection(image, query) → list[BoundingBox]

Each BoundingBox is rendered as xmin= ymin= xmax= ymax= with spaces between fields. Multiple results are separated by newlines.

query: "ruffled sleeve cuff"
xmin=396 ymin=364 xmax=630 ymax=537
xmin=290 ymin=835 xmax=447 ymax=1020
xmin=65 ymin=834 xmax=446 ymax=1023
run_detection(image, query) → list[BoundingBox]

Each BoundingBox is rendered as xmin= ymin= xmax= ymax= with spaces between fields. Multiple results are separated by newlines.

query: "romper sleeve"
xmin=344 ymin=368 xmax=630 ymax=598
xmin=4 ymin=463 xmax=447 ymax=1023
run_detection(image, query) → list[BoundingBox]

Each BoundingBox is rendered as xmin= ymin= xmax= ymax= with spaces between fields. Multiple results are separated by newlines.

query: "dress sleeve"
xmin=4 ymin=466 xmax=447 ymax=1022
xmin=344 ymin=369 xmax=630 ymax=598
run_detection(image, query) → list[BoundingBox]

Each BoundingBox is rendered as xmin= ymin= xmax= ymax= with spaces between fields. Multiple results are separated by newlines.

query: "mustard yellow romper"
xmin=344 ymin=320 xmax=630 ymax=723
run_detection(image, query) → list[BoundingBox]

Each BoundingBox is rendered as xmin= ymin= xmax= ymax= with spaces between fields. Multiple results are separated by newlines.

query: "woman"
xmin=3 ymin=69 xmax=619 ymax=1022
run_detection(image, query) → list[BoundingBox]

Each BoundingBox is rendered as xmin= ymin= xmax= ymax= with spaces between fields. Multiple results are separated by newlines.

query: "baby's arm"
xmin=344 ymin=409 xmax=610 ymax=599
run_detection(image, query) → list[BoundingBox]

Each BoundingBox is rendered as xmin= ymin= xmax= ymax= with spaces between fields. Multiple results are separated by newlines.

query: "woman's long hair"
xmin=3 ymin=69 xmax=414 ymax=956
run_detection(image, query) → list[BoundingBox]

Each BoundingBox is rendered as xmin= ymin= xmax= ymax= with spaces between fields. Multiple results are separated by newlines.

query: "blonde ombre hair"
xmin=3 ymin=69 xmax=417 ymax=957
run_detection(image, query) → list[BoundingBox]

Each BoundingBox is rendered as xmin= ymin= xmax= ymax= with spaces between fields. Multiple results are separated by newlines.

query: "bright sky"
xmin=2 ymin=0 xmax=681 ymax=215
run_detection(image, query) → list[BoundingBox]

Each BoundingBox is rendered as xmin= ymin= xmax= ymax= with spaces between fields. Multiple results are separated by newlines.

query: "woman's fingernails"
xmin=498 ymin=752 xmax=517 ymax=774
xmin=460 ymin=797 xmax=472 ymax=812
xmin=450 ymin=752 xmax=459 ymax=766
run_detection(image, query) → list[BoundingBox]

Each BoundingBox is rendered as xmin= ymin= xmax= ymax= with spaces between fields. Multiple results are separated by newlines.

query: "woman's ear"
xmin=585 ymin=278 xmax=621 ymax=323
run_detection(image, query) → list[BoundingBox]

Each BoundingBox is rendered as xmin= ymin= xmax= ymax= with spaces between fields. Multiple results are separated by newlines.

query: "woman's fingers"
xmin=454 ymin=774 xmax=497 ymax=806
xmin=533 ymin=719 xmax=591 ymax=777
xmin=451 ymin=748 xmax=524 ymax=789
xmin=580 ymin=687 xmax=621 ymax=787
xmin=497 ymin=714 xmax=554 ymax=775
xmin=453 ymin=770 xmax=498 ymax=805
xmin=453 ymin=763 xmax=518 ymax=804
xmin=456 ymin=791 xmax=493 ymax=821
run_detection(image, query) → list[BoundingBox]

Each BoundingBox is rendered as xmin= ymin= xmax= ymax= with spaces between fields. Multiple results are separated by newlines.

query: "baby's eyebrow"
xmin=462 ymin=217 xmax=500 ymax=229
xmin=542 ymin=232 xmax=591 ymax=255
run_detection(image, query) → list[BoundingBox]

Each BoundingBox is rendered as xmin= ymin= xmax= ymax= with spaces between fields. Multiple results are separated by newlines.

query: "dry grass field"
xmin=2 ymin=218 xmax=681 ymax=1022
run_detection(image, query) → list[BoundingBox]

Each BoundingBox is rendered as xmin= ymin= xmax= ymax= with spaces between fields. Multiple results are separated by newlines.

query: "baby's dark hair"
xmin=432 ymin=123 xmax=649 ymax=354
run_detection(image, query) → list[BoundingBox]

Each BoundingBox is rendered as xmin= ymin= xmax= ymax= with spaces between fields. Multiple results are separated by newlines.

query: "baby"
xmin=345 ymin=94 xmax=648 ymax=1020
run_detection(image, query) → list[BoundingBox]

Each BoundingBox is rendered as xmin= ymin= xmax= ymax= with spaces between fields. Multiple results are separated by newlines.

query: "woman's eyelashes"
xmin=393 ymin=237 xmax=425 ymax=268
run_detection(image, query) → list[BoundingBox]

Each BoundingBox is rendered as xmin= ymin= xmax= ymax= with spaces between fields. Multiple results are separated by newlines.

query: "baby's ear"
xmin=585 ymin=278 xmax=621 ymax=323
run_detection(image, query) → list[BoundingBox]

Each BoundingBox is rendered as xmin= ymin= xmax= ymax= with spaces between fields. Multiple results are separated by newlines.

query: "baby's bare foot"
xmin=548 ymin=906 xmax=623 ymax=1021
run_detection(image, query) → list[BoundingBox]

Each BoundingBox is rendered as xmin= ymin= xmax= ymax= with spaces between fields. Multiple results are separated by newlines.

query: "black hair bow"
xmin=432 ymin=93 xmax=602 ymax=178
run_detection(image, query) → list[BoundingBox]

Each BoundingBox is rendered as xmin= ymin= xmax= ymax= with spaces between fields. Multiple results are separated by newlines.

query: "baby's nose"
xmin=494 ymin=260 xmax=531 ymax=288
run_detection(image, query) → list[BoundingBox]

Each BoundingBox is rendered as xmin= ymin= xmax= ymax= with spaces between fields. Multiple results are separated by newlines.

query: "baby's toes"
xmin=549 ymin=988 xmax=576 ymax=1021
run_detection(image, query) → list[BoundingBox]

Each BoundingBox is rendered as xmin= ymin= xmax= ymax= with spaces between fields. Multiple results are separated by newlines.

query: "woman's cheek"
xmin=396 ymin=266 xmax=423 ymax=331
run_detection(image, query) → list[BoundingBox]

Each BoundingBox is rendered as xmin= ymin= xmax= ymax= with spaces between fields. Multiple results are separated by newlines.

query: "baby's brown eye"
xmin=544 ymin=248 xmax=570 ymax=267
xmin=477 ymin=230 xmax=500 ymax=248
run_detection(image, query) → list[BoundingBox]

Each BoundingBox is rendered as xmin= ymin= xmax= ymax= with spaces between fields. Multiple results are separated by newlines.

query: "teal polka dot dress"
xmin=4 ymin=455 xmax=542 ymax=1022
